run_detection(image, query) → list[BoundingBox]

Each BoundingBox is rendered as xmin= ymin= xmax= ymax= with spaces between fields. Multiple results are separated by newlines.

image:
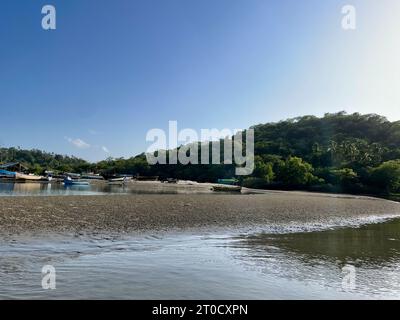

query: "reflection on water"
xmin=231 ymin=218 xmax=400 ymax=298
xmin=1 ymin=219 xmax=400 ymax=299
xmin=0 ymin=181 xmax=214 ymax=196
xmin=240 ymin=220 xmax=400 ymax=266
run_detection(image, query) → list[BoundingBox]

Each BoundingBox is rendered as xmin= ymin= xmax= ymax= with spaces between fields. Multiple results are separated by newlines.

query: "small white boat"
xmin=15 ymin=172 xmax=44 ymax=181
xmin=108 ymin=177 xmax=128 ymax=185
xmin=64 ymin=177 xmax=90 ymax=186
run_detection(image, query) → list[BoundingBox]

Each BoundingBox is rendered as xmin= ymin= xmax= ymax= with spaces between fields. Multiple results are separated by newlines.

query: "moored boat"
xmin=64 ymin=172 xmax=81 ymax=179
xmin=15 ymin=172 xmax=44 ymax=181
xmin=64 ymin=177 xmax=90 ymax=186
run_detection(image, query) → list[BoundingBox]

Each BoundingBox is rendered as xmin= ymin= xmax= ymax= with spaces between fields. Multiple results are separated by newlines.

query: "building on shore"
xmin=0 ymin=162 xmax=28 ymax=173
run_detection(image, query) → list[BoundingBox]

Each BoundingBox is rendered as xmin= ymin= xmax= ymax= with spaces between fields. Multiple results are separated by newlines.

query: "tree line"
xmin=2 ymin=112 xmax=400 ymax=198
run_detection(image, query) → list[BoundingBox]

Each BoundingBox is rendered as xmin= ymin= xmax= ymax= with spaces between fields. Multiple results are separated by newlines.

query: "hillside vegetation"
xmin=2 ymin=112 xmax=400 ymax=197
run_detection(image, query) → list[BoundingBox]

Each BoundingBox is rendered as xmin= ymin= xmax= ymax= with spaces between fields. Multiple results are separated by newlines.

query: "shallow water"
xmin=0 ymin=219 xmax=399 ymax=299
xmin=0 ymin=181 xmax=214 ymax=196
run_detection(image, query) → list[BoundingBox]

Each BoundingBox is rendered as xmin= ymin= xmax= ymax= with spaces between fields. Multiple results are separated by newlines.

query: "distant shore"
xmin=1 ymin=191 xmax=400 ymax=237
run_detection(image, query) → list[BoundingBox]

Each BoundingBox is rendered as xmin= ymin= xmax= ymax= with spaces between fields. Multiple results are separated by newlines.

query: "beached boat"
xmin=15 ymin=172 xmax=44 ymax=181
xmin=64 ymin=177 xmax=90 ymax=186
xmin=212 ymin=185 xmax=242 ymax=192
xmin=217 ymin=178 xmax=239 ymax=185
xmin=108 ymin=177 xmax=128 ymax=185
xmin=177 ymin=180 xmax=197 ymax=185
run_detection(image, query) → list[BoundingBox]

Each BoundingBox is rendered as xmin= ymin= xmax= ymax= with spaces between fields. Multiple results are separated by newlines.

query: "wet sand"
xmin=1 ymin=192 xmax=400 ymax=236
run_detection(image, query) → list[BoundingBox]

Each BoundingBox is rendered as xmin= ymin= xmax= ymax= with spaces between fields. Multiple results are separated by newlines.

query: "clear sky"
xmin=1 ymin=0 xmax=400 ymax=161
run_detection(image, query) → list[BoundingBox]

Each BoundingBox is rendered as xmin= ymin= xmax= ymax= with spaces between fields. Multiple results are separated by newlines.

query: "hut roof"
xmin=0 ymin=162 xmax=29 ymax=170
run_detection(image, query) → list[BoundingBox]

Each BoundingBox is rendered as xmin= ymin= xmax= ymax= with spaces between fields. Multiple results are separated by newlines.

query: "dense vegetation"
xmin=248 ymin=112 xmax=400 ymax=196
xmin=0 ymin=148 xmax=91 ymax=174
xmin=2 ymin=112 xmax=400 ymax=198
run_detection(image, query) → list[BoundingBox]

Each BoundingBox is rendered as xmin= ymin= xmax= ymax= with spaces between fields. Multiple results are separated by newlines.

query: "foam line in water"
xmin=237 ymin=213 xmax=400 ymax=236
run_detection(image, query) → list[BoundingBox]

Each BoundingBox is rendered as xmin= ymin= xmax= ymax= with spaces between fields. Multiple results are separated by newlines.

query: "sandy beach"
xmin=1 ymin=191 xmax=400 ymax=236
xmin=1 ymin=191 xmax=400 ymax=300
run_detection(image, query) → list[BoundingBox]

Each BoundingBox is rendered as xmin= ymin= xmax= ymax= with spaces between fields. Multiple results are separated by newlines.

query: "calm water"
xmin=0 ymin=181 xmax=215 ymax=196
xmin=1 ymin=219 xmax=400 ymax=299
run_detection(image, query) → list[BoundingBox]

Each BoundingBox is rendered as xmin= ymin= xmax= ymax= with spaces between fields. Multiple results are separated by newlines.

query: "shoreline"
xmin=1 ymin=192 xmax=400 ymax=237
xmin=1 ymin=178 xmax=397 ymax=202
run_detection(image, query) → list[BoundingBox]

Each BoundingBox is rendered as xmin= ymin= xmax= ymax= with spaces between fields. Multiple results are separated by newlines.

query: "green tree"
xmin=278 ymin=156 xmax=319 ymax=186
xmin=31 ymin=164 xmax=44 ymax=175
xmin=253 ymin=156 xmax=274 ymax=183
xmin=370 ymin=160 xmax=400 ymax=193
xmin=316 ymin=168 xmax=358 ymax=186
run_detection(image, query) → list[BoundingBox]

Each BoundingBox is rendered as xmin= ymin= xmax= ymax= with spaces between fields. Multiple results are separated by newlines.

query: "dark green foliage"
xmin=276 ymin=156 xmax=322 ymax=186
xmin=248 ymin=112 xmax=400 ymax=194
xmin=369 ymin=160 xmax=400 ymax=193
xmin=0 ymin=147 xmax=90 ymax=174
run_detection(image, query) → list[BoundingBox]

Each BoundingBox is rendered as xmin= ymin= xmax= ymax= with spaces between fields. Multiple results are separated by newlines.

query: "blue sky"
xmin=1 ymin=0 xmax=399 ymax=161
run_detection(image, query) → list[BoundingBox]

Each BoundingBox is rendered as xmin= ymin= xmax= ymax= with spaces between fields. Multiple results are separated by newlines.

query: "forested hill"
xmin=2 ymin=112 xmax=400 ymax=196
xmin=100 ymin=112 xmax=400 ymax=196
xmin=0 ymin=148 xmax=90 ymax=173
xmin=245 ymin=112 xmax=400 ymax=195
xmin=252 ymin=112 xmax=400 ymax=165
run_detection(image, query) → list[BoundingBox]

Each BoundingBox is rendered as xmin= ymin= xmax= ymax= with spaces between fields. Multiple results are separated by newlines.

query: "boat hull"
xmin=64 ymin=179 xmax=90 ymax=186
xmin=15 ymin=172 xmax=43 ymax=181
xmin=212 ymin=185 xmax=242 ymax=192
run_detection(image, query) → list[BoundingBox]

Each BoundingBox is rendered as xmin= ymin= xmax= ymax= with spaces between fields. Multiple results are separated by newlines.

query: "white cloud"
xmin=102 ymin=146 xmax=110 ymax=153
xmin=65 ymin=137 xmax=91 ymax=149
